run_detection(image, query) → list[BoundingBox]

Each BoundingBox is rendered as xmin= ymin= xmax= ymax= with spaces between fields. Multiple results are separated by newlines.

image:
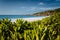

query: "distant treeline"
xmin=33 ymin=8 xmax=60 ymax=16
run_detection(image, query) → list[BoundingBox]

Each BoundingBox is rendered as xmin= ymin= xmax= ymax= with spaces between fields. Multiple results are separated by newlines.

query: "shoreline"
xmin=11 ymin=17 xmax=46 ymax=22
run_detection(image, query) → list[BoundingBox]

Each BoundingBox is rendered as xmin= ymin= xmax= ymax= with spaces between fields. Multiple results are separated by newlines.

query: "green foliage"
xmin=0 ymin=13 xmax=60 ymax=40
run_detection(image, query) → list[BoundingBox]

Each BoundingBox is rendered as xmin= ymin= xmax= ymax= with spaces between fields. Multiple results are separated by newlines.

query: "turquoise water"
xmin=0 ymin=15 xmax=45 ymax=19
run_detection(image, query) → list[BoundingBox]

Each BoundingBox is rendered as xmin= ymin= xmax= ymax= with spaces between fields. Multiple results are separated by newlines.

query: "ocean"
xmin=0 ymin=15 xmax=45 ymax=19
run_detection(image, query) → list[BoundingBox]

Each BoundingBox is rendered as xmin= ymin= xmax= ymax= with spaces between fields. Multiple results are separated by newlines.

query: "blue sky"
xmin=0 ymin=0 xmax=60 ymax=15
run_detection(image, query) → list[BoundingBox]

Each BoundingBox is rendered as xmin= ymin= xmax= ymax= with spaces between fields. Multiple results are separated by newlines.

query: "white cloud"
xmin=29 ymin=7 xmax=36 ymax=10
xmin=38 ymin=2 xmax=44 ymax=5
xmin=19 ymin=6 xmax=60 ymax=14
xmin=21 ymin=7 xmax=26 ymax=8
xmin=20 ymin=7 xmax=37 ymax=11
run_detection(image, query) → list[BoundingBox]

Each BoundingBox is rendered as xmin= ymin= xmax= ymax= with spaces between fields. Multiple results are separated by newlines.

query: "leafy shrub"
xmin=0 ymin=12 xmax=60 ymax=40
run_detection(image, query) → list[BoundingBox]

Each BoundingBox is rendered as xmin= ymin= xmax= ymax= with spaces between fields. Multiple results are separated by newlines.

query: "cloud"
xmin=20 ymin=6 xmax=37 ymax=11
xmin=38 ymin=2 xmax=44 ymax=5
xmin=30 ymin=7 xmax=36 ymax=10
xmin=20 ymin=6 xmax=25 ymax=8
xmin=21 ymin=6 xmax=60 ymax=11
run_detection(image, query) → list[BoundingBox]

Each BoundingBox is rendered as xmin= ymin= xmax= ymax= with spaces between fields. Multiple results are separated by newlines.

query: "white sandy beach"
xmin=11 ymin=17 xmax=46 ymax=22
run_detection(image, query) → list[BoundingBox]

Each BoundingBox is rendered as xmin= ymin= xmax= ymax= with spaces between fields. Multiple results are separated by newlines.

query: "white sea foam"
xmin=11 ymin=17 xmax=47 ymax=22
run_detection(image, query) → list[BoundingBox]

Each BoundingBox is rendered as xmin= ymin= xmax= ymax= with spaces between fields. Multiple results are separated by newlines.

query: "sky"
xmin=0 ymin=0 xmax=60 ymax=15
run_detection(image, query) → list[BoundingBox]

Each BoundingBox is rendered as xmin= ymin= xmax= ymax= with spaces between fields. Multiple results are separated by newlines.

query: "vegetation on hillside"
xmin=0 ymin=12 xmax=60 ymax=40
xmin=33 ymin=8 xmax=60 ymax=16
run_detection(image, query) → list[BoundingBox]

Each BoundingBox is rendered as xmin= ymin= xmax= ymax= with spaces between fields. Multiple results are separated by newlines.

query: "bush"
xmin=0 ymin=13 xmax=60 ymax=40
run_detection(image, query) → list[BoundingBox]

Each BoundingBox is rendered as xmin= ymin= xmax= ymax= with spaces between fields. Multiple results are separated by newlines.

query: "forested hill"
xmin=33 ymin=8 xmax=60 ymax=16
